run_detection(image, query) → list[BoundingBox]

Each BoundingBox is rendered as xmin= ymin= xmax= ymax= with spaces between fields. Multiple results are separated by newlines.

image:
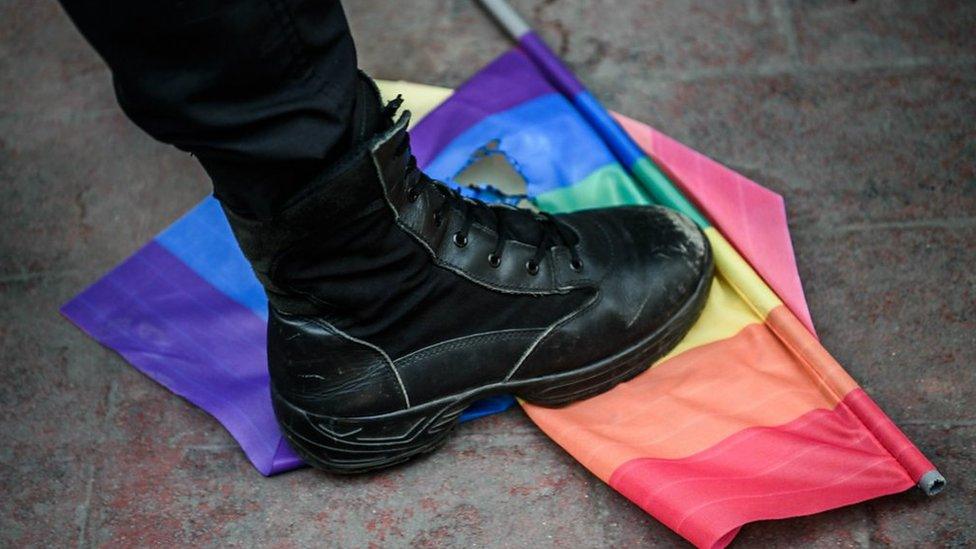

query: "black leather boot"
xmin=223 ymin=99 xmax=714 ymax=473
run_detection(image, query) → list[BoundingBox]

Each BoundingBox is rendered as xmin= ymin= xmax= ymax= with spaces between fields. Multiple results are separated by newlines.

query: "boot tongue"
xmin=455 ymin=196 xmax=573 ymax=247
xmin=490 ymin=207 xmax=546 ymax=244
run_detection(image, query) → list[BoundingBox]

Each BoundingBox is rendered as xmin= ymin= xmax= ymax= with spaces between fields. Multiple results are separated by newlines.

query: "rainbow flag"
xmin=61 ymin=47 xmax=941 ymax=548
xmin=404 ymin=49 xmax=942 ymax=546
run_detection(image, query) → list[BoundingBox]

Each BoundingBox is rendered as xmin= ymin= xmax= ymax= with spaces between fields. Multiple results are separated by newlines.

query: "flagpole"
xmin=476 ymin=0 xmax=945 ymax=497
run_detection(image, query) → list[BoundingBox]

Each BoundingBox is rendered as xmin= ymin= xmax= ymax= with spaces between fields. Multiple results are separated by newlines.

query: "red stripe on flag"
xmin=608 ymin=390 xmax=914 ymax=549
xmin=843 ymin=388 xmax=937 ymax=482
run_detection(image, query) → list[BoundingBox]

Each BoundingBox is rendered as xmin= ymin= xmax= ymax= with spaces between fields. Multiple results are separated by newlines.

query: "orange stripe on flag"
xmin=522 ymin=305 xmax=856 ymax=482
xmin=765 ymin=305 xmax=858 ymax=401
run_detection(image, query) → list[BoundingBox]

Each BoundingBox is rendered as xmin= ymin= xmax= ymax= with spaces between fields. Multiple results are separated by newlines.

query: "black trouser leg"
xmin=57 ymin=0 xmax=360 ymax=217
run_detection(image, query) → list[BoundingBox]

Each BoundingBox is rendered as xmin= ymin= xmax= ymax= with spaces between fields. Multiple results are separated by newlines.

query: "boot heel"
xmin=271 ymin=388 xmax=464 ymax=474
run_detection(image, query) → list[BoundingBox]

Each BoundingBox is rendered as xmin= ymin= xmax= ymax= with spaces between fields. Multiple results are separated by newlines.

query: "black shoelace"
xmin=396 ymin=135 xmax=583 ymax=275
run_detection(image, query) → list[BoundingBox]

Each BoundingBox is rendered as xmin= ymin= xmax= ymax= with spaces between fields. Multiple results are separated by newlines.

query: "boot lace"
xmin=395 ymin=134 xmax=583 ymax=275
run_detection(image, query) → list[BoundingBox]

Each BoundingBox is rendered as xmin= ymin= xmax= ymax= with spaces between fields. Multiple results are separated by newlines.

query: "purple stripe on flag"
xmin=411 ymin=49 xmax=554 ymax=167
xmin=517 ymin=32 xmax=585 ymax=97
xmin=61 ymin=241 xmax=300 ymax=475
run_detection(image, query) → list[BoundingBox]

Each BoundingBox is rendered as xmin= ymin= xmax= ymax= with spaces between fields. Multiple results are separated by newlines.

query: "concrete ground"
xmin=1 ymin=0 xmax=974 ymax=546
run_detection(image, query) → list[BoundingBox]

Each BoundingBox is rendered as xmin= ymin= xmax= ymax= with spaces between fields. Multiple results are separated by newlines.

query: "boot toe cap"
xmin=600 ymin=206 xmax=711 ymax=342
xmin=513 ymin=206 xmax=712 ymax=381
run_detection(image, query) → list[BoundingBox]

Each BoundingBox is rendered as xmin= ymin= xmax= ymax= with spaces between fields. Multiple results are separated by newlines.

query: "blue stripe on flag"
xmin=571 ymin=91 xmax=646 ymax=168
xmin=423 ymin=93 xmax=619 ymax=195
xmin=155 ymin=197 xmax=268 ymax=320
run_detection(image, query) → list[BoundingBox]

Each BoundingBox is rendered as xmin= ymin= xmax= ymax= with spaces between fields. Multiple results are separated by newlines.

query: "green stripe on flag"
xmin=630 ymin=157 xmax=711 ymax=228
xmin=533 ymin=164 xmax=649 ymax=213
xmin=533 ymin=160 xmax=712 ymax=229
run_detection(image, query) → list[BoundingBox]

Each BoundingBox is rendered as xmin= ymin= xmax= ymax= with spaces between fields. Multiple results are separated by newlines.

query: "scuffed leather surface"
xmin=511 ymin=206 xmax=711 ymax=381
xmin=268 ymin=308 xmax=408 ymax=416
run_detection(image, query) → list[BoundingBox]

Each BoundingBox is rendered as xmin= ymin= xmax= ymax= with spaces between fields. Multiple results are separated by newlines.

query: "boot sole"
xmin=273 ymin=243 xmax=714 ymax=474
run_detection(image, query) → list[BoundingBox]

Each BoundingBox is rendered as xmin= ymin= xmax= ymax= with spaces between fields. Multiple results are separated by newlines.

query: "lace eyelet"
xmin=525 ymin=260 xmax=540 ymax=276
xmin=407 ymin=187 xmax=420 ymax=202
xmin=570 ymin=259 xmax=584 ymax=272
xmin=453 ymin=232 xmax=468 ymax=248
xmin=487 ymin=253 xmax=501 ymax=268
